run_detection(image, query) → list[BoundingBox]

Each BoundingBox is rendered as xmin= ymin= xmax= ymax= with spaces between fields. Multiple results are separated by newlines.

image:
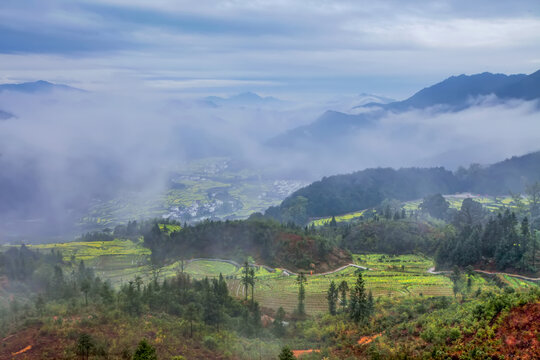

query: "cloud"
xmin=1 ymin=1 xmax=540 ymax=97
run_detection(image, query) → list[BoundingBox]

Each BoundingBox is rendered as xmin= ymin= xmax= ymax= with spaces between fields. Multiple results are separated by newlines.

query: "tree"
xmin=296 ymin=272 xmax=307 ymax=315
xmin=242 ymin=261 xmax=250 ymax=301
xmin=367 ymin=290 xmax=374 ymax=317
xmin=133 ymin=339 xmax=157 ymax=360
xmin=420 ymin=194 xmax=449 ymax=220
xmin=526 ymin=182 xmax=540 ymax=228
xmin=273 ymin=307 xmax=286 ymax=337
xmin=185 ymin=303 xmax=201 ymax=337
xmin=338 ymin=280 xmax=349 ymax=312
xmin=249 ymin=267 xmax=256 ymax=306
xmin=329 ymin=216 xmax=337 ymax=227
xmin=349 ymin=272 xmax=368 ymax=323
xmin=450 ymin=266 xmax=461 ymax=298
xmin=326 ymin=281 xmax=338 ymax=315
xmin=278 ymin=346 xmax=296 ymax=360
xmin=35 ymin=294 xmax=45 ymax=316
xmin=76 ymin=333 xmax=94 ymax=360
xmin=465 ymin=265 xmax=474 ymax=291
xmin=454 ymin=198 xmax=484 ymax=229
xmin=80 ymin=278 xmax=91 ymax=306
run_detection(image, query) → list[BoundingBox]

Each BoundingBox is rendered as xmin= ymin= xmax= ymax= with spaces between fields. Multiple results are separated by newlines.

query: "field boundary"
xmin=187 ymin=258 xmax=370 ymax=276
xmin=427 ymin=267 xmax=540 ymax=282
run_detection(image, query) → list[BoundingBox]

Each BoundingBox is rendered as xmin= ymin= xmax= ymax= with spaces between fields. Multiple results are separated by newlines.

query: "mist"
xmin=1 ymin=86 xmax=540 ymax=241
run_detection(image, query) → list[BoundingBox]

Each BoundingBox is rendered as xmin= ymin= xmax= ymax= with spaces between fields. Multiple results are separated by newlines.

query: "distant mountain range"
xmin=364 ymin=70 xmax=540 ymax=112
xmin=203 ymin=92 xmax=283 ymax=107
xmin=0 ymin=80 xmax=83 ymax=93
xmin=268 ymin=69 xmax=540 ymax=149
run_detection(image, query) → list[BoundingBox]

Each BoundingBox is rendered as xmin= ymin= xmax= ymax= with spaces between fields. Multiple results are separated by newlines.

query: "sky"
xmin=1 ymin=0 xmax=540 ymax=100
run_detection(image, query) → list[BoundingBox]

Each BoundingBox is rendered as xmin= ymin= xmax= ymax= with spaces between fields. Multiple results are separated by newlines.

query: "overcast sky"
xmin=1 ymin=0 xmax=540 ymax=99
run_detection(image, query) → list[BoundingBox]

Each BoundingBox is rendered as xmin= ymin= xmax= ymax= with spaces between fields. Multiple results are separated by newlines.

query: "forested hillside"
xmin=269 ymin=151 xmax=540 ymax=224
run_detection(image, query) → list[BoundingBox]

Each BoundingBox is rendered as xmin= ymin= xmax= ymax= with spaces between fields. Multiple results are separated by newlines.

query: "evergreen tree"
xmin=76 ymin=333 xmax=94 ymax=360
xmin=278 ymin=346 xmax=296 ymax=360
xmin=326 ymin=281 xmax=338 ymax=315
xmin=296 ymin=272 xmax=307 ymax=315
xmin=273 ymin=307 xmax=286 ymax=337
xmin=338 ymin=280 xmax=349 ymax=312
xmin=241 ymin=261 xmax=250 ymax=301
xmin=249 ymin=267 xmax=256 ymax=306
xmin=133 ymin=339 xmax=157 ymax=360
xmin=185 ymin=303 xmax=201 ymax=337
xmin=330 ymin=216 xmax=337 ymax=227
xmin=366 ymin=290 xmax=374 ymax=318
xmin=349 ymin=272 xmax=368 ymax=323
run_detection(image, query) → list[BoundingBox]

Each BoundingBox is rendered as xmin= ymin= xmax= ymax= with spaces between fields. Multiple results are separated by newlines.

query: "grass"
xmin=23 ymin=239 xmax=537 ymax=315
xmin=312 ymin=194 xmax=528 ymax=227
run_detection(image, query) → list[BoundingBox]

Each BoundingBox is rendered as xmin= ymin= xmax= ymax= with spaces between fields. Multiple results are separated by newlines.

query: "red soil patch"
xmin=0 ymin=327 xmax=65 ymax=359
xmin=358 ymin=333 xmax=381 ymax=345
xmin=492 ymin=301 xmax=540 ymax=360
xmin=12 ymin=345 xmax=32 ymax=356
xmin=292 ymin=349 xmax=321 ymax=358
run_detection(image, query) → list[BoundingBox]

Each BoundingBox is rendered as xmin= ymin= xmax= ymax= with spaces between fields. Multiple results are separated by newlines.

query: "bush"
xmin=203 ymin=336 xmax=218 ymax=351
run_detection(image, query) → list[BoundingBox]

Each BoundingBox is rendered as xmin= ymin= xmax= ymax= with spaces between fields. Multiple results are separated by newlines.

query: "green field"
xmin=23 ymin=239 xmax=536 ymax=315
xmin=311 ymin=194 xmax=526 ymax=227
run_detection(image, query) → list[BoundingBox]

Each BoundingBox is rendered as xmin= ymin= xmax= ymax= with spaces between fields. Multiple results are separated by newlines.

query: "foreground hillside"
xmin=2 ymin=171 xmax=540 ymax=358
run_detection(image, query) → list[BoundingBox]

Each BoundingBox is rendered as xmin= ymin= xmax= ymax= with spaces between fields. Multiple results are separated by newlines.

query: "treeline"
xmin=143 ymin=217 xmax=344 ymax=270
xmin=436 ymin=209 xmax=537 ymax=271
xmin=339 ymin=219 xmax=446 ymax=255
xmin=268 ymin=150 xmax=540 ymax=224
xmin=78 ymin=219 xmax=182 ymax=242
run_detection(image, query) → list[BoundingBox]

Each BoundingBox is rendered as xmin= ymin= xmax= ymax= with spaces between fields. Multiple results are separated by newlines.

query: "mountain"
xmin=364 ymin=70 xmax=540 ymax=112
xmin=268 ymin=69 xmax=540 ymax=151
xmin=267 ymin=150 xmax=540 ymax=224
xmin=496 ymin=69 xmax=540 ymax=101
xmin=203 ymin=92 xmax=283 ymax=107
xmin=266 ymin=110 xmax=377 ymax=148
xmin=0 ymin=80 xmax=84 ymax=93
xmin=0 ymin=109 xmax=14 ymax=120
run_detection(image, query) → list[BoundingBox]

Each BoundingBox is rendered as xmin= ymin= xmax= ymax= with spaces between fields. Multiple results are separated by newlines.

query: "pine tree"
xmin=76 ymin=333 xmax=94 ymax=360
xmin=133 ymin=339 xmax=157 ymax=360
xmin=241 ymin=261 xmax=250 ymax=301
xmin=296 ymin=272 xmax=307 ymax=315
xmin=326 ymin=281 xmax=338 ymax=315
xmin=349 ymin=272 xmax=368 ymax=323
xmin=249 ymin=267 xmax=256 ymax=306
xmin=273 ymin=307 xmax=286 ymax=337
xmin=278 ymin=346 xmax=296 ymax=360
xmin=338 ymin=280 xmax=349 ymax=312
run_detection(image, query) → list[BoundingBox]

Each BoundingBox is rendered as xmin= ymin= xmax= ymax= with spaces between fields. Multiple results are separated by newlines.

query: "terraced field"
xmin=23 ymin=239 xmax=536 ymax=315
xmin=311 ymin=194 xmax=525 ymax=227
xmin=182 ymin=255 xmax=458 ymax=314
xmin=29 ymin=239 xmax=152 ymax=286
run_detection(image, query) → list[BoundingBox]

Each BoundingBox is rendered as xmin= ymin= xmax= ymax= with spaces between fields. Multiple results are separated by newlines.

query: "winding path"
xmin=427 ymin=267 xmax=540 ymax=282
xmin=187 ymin=258 xmax=539 ymax=282
xmin=186 ymin=257 xmax=370 ymax=277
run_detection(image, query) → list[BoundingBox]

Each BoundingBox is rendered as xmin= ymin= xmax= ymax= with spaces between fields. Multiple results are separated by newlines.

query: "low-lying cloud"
xmin=1 ymin=88 xmax=539 ymax=240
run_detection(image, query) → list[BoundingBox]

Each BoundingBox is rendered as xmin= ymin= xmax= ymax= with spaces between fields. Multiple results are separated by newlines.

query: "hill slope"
xmin=268 ymin=150 xmax=540 ymax=223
